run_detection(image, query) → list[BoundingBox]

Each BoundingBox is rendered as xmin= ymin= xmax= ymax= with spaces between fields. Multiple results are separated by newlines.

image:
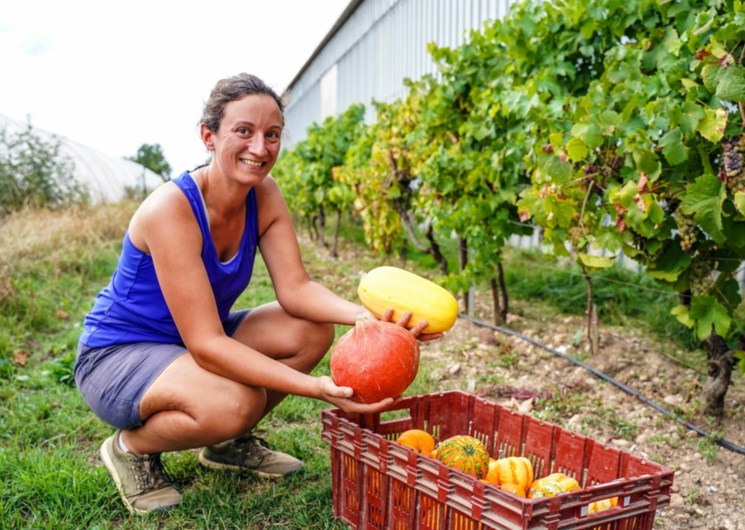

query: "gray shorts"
xmin=74 ymin=310 xmax=250 ymax=431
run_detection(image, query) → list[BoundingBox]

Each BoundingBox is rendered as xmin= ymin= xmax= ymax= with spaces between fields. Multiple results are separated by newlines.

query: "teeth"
xmin=241 ymin=159 xmax=263 ymax=167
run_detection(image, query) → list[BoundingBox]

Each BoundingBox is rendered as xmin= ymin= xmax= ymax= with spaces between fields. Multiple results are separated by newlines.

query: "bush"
xmin=0 ymin=126 xmax=88 ymax=215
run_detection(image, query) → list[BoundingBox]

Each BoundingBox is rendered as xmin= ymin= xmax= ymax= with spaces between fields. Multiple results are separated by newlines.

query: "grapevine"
xmin=279 ymin=0 xmax=745 ymax=413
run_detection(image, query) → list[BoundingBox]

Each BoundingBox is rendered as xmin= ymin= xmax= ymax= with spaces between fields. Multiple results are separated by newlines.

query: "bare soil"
xmin=420 ymin=294 xmax=745 ymax=530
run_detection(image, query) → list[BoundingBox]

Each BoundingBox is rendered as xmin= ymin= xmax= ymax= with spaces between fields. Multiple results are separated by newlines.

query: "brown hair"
xmin=200 ymin=73 xmax=285 ymax=132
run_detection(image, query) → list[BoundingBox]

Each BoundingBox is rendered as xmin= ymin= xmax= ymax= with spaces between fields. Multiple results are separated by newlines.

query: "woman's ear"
xmin=200 ymin=123 xmax=216 ymax=152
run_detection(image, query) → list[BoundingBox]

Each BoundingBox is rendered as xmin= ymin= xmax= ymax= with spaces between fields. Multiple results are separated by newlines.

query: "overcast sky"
xmin=1 ymin=0 xmax=351 ymax=175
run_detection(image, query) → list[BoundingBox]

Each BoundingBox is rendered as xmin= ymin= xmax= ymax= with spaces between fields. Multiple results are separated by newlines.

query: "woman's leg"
xmin=122 ymin=352 xmax=266 ymax=454
xmin=124 ymin=302 xmax=334 ymax=455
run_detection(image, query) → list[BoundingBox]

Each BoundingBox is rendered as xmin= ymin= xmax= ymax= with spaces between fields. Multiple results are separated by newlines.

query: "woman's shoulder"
xmin=255 ymin=174 xmax=282 ymax=201
xmin=144 ymin=179 xmax=190 ymax=214
xmin=129 ymin=177 xmax=195 ymax=240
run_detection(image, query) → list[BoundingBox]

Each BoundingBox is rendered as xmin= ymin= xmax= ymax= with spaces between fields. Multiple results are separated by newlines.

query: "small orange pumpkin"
xmin=396 ymin=429 xmax=436 ymax=455
xmin=434 ymin=435 xmax=490 ymax=479
xmin=528 ymin=473 xmax=581 ymax=498
xmin=484 ymin=453 xmax=533 ymax=494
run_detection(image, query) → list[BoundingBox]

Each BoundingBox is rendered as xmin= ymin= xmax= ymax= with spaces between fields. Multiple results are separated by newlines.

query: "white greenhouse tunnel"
xmin=0 ymin=113 xmax=163 ymax=204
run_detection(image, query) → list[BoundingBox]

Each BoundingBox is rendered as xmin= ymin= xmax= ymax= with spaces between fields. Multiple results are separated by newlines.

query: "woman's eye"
xmin=267 ymin=132 xmax=280 ymax=139
xmin=238 ymin=128 xmax=251 ymax=135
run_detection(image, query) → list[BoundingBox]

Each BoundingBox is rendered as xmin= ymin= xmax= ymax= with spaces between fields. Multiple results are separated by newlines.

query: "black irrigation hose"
xmin=458 ymin=313 xmax=745 ymax=457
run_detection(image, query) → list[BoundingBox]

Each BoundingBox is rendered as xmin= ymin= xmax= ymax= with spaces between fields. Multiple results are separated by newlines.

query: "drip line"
xmin=458 ymin=312 xmax=745 ymax=456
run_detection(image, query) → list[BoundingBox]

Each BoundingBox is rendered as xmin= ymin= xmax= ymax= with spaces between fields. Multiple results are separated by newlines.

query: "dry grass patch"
xmin=0 ymin=204 xmax=135 ymax=282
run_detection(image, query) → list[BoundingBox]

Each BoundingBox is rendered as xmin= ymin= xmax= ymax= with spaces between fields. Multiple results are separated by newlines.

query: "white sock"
xmin=213 ymin=438 xmax=235 ymax=447
xmin=118 ymin=432 xmax=131 ymax=453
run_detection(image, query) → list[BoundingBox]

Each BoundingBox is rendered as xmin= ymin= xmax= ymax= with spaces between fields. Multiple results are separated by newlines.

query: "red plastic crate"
xmin=321 ymin=390 xmax=674 ymax=530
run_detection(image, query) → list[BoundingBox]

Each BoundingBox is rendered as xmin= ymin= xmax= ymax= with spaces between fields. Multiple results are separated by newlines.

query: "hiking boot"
xmin=199 ymin=435 xmax=304 ymax=478
xmin=100 ymin=430 xmax=181 ymax=515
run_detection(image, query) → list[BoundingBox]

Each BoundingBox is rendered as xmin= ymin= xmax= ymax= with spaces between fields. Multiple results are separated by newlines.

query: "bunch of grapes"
xmin=568 ymin=226 xmax=584 ymax=247
xmin=721 ymin=134 xmax=745 ymax=194
xmin=689 ymin=256 xmax=715 ymax=297
xmin=583 ymin=164 xmax=600 ymax=179
xmin=673 ymin=206 xmax=698 ymax=254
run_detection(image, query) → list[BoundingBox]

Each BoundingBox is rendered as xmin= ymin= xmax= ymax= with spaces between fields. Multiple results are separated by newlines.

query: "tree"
xmin=128 ymin=143 xmax=172 ymax=182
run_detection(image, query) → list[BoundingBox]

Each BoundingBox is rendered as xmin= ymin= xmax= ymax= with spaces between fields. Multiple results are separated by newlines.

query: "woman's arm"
xmin=255 ymin=176 xmax=367 ymax=325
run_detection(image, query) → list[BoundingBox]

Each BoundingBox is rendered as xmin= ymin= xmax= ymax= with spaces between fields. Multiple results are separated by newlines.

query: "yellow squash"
xmin=357 ymin=266 xmax=459 ymax=334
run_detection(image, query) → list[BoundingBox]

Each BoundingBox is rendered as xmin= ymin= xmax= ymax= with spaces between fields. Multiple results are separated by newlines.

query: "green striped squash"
xmin=433 ymin=435 xmax=490 ymax=479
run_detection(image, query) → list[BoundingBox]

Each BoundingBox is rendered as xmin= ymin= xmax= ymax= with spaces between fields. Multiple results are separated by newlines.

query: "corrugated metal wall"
xmin=285 ymin=0 xmax=516 ymax=146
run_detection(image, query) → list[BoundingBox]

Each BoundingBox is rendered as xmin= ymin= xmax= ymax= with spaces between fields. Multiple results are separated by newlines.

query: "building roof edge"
xmin=285 ymin=0 xmax=365 ymax=94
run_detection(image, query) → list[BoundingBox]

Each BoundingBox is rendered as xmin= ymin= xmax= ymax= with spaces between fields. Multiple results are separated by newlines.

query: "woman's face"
xmin=202 ymin=94 xmax=283 ymax=186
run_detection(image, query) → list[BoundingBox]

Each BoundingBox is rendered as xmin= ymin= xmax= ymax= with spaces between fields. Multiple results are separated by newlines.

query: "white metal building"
xmin=284 ymin=0 xmax=517 ymax=146
xmin=0 ymin=113 xmax=163 ymax=204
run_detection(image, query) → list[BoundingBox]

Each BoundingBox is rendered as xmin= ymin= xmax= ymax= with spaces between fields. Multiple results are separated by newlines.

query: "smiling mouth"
xmin=240 ymin=158 xmax=266 ymax=167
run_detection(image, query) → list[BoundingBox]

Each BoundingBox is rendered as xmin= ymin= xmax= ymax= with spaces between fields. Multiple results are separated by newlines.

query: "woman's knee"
xmin=196 ymin=384 xmax=266 ymax=439
xmin=309 ymin=321 xmax=335 ymax=353
xmin=296 ymin=320 xmax=335 ymax=366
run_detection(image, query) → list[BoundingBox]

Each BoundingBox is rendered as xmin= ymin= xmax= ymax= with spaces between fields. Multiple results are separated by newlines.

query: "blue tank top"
xmin=80 ymin=170 xmax=259 ymax=347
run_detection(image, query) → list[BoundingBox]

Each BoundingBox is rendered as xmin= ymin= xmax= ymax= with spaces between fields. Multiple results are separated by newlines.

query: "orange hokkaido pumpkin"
xmin=485 ymin=454 xmax=533 ymax=494
xmin=396 ymin=429 xmax=436 ymax=455
xmin=330 ymin=316 xmax=420 ymax=403
xmin=434 ymin=435 xmax=490 ymax=479
xmin=528 ymin=473 xmax=581 ymax=498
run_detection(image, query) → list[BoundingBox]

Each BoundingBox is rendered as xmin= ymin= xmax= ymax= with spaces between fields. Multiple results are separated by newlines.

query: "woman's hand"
xmin=379 ymin=308 xmax=444 ymax=342
xmin=315 ymin=375 xmax=402 ymax=414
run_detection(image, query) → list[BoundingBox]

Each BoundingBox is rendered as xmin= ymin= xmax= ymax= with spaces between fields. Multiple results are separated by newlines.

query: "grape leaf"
xmin=546 ymin=195 xmax=577 ymax=228
xmin=679 ymin=102 xmax=705 ymax=136
xmin=659 ymin=128 xmax=689 ymax=165
xmin=697 ymin=108 xmax=728 ymax=143
xmin=715 ymin=64 xmax=745 ymax=103
xmin=596 ymin=110 xmax=622 ymax=134
xmin=702 ymin=63 xmax=725 ymax=93
xmin=571 ymin=122 xmax=604 ymax=149
xmin=632 ymin=148 xmax=661 ymax=180
xmin=689 ymin=296 xmax=731 ymax=341
xmin=646 ymin=241 xmax=691 ymax=282
xmin=540 ymin=153 xmax=573 ymax=184
xmin=578 ymin=252 xmax=616 ymax=270
xmin=671 ymin=304 xmax=694 ymax=329
xmin=566 ymin=137 xmax=589 ymax=162
xmin=594 ymin=226 xmax=623 ymax=253
xmin=717 ymin=277 xmax=742 ymax=309
xmin=681 ymin=173 xmax=726 ymax=244
xmin=734 ymin=191 xmax=745 ymax=214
